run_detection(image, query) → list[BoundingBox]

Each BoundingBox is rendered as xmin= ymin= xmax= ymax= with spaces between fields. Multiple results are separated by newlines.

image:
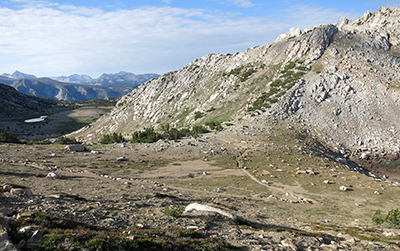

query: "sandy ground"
xmin=1 ymin=109 xmax=400 ymax=250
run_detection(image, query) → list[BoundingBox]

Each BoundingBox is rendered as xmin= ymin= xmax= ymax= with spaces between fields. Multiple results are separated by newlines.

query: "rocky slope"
xmin=72 ymin=7 xmax=400 ymax=157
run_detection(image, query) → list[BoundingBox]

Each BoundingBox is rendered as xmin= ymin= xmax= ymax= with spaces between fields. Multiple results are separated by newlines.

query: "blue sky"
xmin=0 ymin=0 xmax=399 ymax=77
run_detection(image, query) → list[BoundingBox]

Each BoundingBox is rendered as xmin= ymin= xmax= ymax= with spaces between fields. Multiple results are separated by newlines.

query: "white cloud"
xmin=0 ymin=2 xmax=360 ymax=77
xmin=228 ymin=0 xmax=256 ymax=8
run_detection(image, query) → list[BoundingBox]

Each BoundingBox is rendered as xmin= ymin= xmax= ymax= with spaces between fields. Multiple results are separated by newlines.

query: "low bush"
xmin=100 ymin=132 xmax=126 ymax=144
xmin=131 ymin=125 xmax=209 ymax=144
xmin=164 ymin=205 xmax=184 ymax=218
xmin=54 ymin=136 xmax=77 ymax=145
xmin=0 ymin=130 xmax=19 ymax=143
xmin=194 ymin=111 xmax=204 ymax=120
xmin=205 ymin=121 xmax=223 ymax=131
xmin=131 ymin=127 xmax=162 ymax=143
xmin=372 ymin=209 xmax=400 ymax=227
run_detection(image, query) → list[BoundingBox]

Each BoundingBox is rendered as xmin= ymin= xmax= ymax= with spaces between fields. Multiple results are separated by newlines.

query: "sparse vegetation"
xmin=248 ymin=61 xmax=308 ymax=112
xmin=163 ymin=205 xmax=184 ymax=217
xmin=373 ymin=209 xmax=400 ymax=227
xmin=131 ymin=127 xmax=163 ymax=143
xmin=194 ymin=111 xmax=204 ymax=120
xmin=130 ymin=125 xmax=210 ymax=143
xmin=54 ymin=136 xmax=78 ymax=145
xmin=8 ymin=211 xmax=233 ymax=250
xmin=205 ymin=121 xmax=223 ymax=131
xmin=100 ymin=132 xmax=127 ymax=144
xmin=0 ymin=129 xmax=19 ymax=143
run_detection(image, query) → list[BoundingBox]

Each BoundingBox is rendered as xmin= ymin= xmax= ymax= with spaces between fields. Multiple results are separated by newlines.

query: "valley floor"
xmin=1 ymin=120 xmax=400 ymax=250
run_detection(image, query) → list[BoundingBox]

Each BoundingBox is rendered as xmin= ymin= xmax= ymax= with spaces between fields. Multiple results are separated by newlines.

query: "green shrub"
xmin=166 ymin=128 xmax=181 ymax=140
xmin=240 ymin=67 xmax=255 ymax=82
xmin=26 ymin=139 xmax=51 ymax=145
xmin=229 ymin=66 xmax=243 ymax=75
xmin=194 ymin=111 xmax=204 ymax=120
xmin=100 ymin=132 xmax=126 ymax=144
xmin=385 ymin=209 xmax=400 ymax=227
xmin=372 ymin=209 xmax=400 ymax=227
xmin=131 ymin=127 xmax=162 ymax=143
xmin=54 ymin=136 xmax=77 ymax=145
xmin=372 ymin=210 xmax=385 ymax=225
xmin=0 ymin=130 xmax=19 ymax=143
xmin=295 ymin=66 xmax=307 ymax=71
xmin=131 ymin=124 xmax=211 ymax=143
xmin=178 ymin=128 xmax=192 ymax=137
xmin=270 ymin=79 xmax=283 ymax=87
xmin=205 ymin=121 xmax=223 ymax=131
xmin=191 ymin=125 xmax=209 ymax=136
xmin=164 ymin=205 xmax=184 ymax=217
xmin=284 ymin=61 xmax=296 ymax=71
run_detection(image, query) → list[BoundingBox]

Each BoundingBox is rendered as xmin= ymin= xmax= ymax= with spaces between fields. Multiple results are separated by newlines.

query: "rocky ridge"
xmin=71 ymin=7 xmax=400 ymax=161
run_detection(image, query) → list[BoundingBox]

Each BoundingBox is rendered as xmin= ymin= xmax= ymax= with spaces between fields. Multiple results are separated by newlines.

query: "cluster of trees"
xmin=100 ymin=122 xmax=222 ymax=144
xmin=131 ymin=124 xmax=209 ymax=143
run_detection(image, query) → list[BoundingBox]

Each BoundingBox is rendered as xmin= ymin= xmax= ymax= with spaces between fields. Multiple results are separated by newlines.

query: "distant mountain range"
xmin=51 ymin=71 xmax=160 ymax=86
xmin=0 ymin=71 xmax=160 ymax=101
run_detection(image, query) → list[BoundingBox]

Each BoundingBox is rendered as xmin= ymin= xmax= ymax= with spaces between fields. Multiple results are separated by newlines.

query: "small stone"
xmin=25 ymin=230 xmax=43 ymax=250
xmin=10 ymin=188 xmax=33 ymax=197
xmin=0 ymin=208 xmax=13 ymax=216
xmin=18 ymin=239 xmax=27 ymax=249
xmin=281 ymin=239 xmax=297 ymax=249
xmin=0 ymin=239 xmax=18 ymax=251
xmin=46 ymin=172 xmax=61 ymax=179
xmin=261 ymin=180 xmax=269 ymax=184
xmin=18 ymin=226 xmax=41 ymax=234
xmin=383 ymin=231 xmax=396 ymax=237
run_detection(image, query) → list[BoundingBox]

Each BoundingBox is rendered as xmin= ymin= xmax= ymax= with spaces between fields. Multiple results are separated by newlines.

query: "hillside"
xmin=0 ymin=83 xmax=57 ymax=118
xmin=72 ymin=7 xmax=400 ymax=162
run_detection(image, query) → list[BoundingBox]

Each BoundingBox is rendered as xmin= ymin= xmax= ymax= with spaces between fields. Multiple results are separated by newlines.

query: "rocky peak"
xmin=1 ymin=70 xmax=37 ymax=79
xmin=71 ymin=7 xmax=400 ymax=159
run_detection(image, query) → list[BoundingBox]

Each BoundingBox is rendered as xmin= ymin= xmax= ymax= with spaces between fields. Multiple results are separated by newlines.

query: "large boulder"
xmin=64 ymin=144 xmax=85 ymax=152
